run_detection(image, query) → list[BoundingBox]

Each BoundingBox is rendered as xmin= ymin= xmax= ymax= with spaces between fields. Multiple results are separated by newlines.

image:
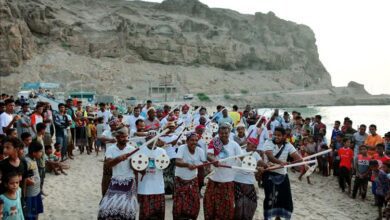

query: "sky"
xmin=142 ymin=0 xmax=390 ymax=94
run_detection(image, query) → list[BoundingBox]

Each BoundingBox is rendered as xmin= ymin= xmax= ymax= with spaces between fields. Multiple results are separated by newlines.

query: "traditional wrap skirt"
xmin=262 ymin=172 xmax=293 ymax=220
xmin=98 ymin=177 xmax=137 ymax=220
xmin=138 ymin=194 xmax=165 ymax=220
xmin=101 ymin=158 xmax=113 ymax=197
xmin=234 ymin=182 xmax=258 ymax=220
xmin=163 ymin=158 xmax=175 ymax=195
xmin=173 ymin=177 xmax=200 ymax=220
xmin=197 ymin=167 xmax=205 ymax=191
xmin=75 ymin=126 xmax=88 ymax=146
xmin=203 ymin=180 xmax=235 ymax=220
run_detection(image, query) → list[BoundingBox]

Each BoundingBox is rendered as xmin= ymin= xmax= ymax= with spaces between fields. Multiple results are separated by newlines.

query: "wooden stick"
xmin=218 ymin=164 xmax=257 ymax=172
xmin=206 ymin=107 xmax=225 ymax=126
xmin=302 ymin=149 xmax=332 ymax=161
xmin=266 ymin=160 xmax=317 ymax=171
xmin=195 ymin=151 xmax=253 ymax=168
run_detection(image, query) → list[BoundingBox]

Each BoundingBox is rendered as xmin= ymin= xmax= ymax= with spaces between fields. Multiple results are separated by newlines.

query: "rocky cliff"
xmin=0 ymin=0 xmax=332 ymax=98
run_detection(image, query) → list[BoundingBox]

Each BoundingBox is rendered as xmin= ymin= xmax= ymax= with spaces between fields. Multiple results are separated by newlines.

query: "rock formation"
xmin=1 ymin=0 xmax=333 ymax=98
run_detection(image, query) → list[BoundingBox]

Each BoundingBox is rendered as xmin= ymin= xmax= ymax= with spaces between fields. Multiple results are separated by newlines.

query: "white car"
xmin=183 ymin=94 xmax=194 ymax=100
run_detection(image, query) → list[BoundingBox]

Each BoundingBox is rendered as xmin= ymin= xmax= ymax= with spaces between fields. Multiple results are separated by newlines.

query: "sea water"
xmin=258 ymin=105 xmax=390 ymax=141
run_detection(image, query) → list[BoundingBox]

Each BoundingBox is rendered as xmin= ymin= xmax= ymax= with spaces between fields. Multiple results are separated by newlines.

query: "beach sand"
xmin=41 ymin=151 xmax=377 ymax=220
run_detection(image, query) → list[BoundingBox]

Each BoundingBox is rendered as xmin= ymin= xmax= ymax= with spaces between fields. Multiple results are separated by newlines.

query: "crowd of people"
xmin=0 ymin=93 xmax=390 ymax=220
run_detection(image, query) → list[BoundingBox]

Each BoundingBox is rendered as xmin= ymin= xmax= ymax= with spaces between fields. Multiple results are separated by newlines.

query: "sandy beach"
xmin=41 ymin=150 xmax=377 ymax=220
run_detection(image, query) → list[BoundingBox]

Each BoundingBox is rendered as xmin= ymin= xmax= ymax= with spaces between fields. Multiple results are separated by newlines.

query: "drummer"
xmin=173 ymin=132 xmax=206 ymax=219
xmin=159 ymin=121 xmax=179 ymax=195
xmin=204 ymin=123 xmax=242 ymax=220
xmin=137 ymin=133 xmax=168 ymax=220
xmin=97 ymin=126 xmax=137 ymax=220
xmin=234 ymin=137 xmax=267 ymax=220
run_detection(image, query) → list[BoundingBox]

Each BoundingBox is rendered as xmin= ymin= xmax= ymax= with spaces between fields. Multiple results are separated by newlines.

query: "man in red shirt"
xmin=338 ymin=138 xmax=354 ymax=193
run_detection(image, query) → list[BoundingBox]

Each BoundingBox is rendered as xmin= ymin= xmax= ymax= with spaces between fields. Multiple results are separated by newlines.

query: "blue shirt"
xmin=0 ymin=188 xmax=25 ymax=220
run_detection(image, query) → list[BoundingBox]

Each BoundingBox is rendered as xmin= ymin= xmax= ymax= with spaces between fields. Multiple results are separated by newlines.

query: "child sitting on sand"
xmin=45 ymin=145 xmax=67 ymax=175
xmin=54 ymin=143 xmax=62 ymax=159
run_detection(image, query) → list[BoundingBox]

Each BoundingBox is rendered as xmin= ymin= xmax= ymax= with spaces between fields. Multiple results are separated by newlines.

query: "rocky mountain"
xmin=1 ymin=0 xmax=332 ymax=99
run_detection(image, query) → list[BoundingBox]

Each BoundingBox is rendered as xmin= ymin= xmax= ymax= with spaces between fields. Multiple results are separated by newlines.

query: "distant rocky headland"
xmin=1 ymin=0 xmax=389 ymax=107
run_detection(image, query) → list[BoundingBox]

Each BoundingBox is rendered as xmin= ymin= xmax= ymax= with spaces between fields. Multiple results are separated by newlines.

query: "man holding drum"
xmin=98 ymin=126 xmax=138 ymax=220
xmin=137 ymin=133 xmax=168 ymax=220
xmin=173 ymin=132 xmax=206 ymax=219
xmin=204 ymin=123 xmax=242 ymax=220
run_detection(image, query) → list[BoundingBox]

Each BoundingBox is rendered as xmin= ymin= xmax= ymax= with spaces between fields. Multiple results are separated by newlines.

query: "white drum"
xmin=131 ymin=153 xmax=149 ymax=171
xmin=241 ymin=155 xmax=257 ymax=170
xmin=202 ymin=132 xmax=213 ymax=145
xmin=210 ymin=122 xmax=219 ymax=133
xmin=155 ymin=153 xmax=170 ymax=170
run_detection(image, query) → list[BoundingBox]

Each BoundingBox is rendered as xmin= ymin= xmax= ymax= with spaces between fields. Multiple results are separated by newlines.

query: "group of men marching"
xmin=97 ymin=103 xmax=301 ymax=220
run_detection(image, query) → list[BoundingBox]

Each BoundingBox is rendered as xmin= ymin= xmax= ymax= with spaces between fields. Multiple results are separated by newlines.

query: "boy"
xmin=352 ymin=145 xmax=371 ymax=199
xmin=25 ymin=141 xmax=44 ymax=219
xmin=373 ymin=143 xmax=390 ymax=167
xmin=33 ymin=123 xmax=47 ymax=195
xmin=375 ymin=161 xmax=390 ymax=219
xmin=338 ymin=138 xmax=354 ymax=193
xmin=45 ymin=145 xmax=67 ymax=175
xmin=0 ymin=137 xmax=26 ymax=194
xmin=331 ymin=133 xmax=344 ymax=176
xmin=21 ymin=132 xmax=32 ymax=156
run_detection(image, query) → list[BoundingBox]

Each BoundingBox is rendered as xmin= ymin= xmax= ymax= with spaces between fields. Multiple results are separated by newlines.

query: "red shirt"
xmin=338 ymin=147 xmax=354 ymax=170
xmin=373 ymin=153 xmax=390 ymax=167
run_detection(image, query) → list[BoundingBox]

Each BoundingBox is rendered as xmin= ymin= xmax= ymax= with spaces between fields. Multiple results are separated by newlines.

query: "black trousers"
xmin=338 ymin=167 xmax=351 ymax=191
xmin=352 ymin=176 xmax=369 ymax=199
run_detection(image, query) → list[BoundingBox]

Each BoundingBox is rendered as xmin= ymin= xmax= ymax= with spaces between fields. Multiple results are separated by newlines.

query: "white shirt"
xmin=102 ymin=129 xmax=115 ymax=149
xmin=207 ymin=140 xmax=242 ymax=182
xmin=257 ymin=129 xmax=270 ymax=151
xmin=175 ymin=145 xmax=206 ymax=180
xmin=137 ymin=146 xmax=166 ymax=195
xmin=180 ymin=113 xmax=192 ymax=126
xmin=159 ymin=134 xmax=178 ymax=159
xmin=281 ymin=121 xmax=292 ymax=130
xmin=234 ymin=150 xmax=262 ymax=184
xmin=193 ymin=115 xmax=210 ymax=126
xmin=247 ymin=125 xmax=261 ymax=139
xmin=270 ymin=120 xmax=281 ymax=132
xmin=0 ymin=112 xmax=13 ymax=135
xmin=264 ymin=140 xmax=297 ymax=175
xmin=126 ymin=114 xmax=144 ymax=132
xmin=105 ymin=144 xmax=135 ymax=179
xmin=97 ymin=110 xmax=112 ymax=128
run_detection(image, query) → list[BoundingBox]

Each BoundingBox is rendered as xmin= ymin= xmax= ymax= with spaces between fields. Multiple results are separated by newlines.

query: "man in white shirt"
xmin=137 ymin=133 xmax=167 ymax=220
xmin=179 ymin=104 xmax=192 ymax=126
xmin=126 ymin=106 xmax=144 ymax=132
xmin=98 ymin=126 xmax=138 ymax=219
xmin=234 ymin=137 xmax=266 ymax=220
xmin=97 ymin=103 xmax=112 ymax=129
xmin=174 ymin=132 xmax=206 ymax=219
xmin=0 ymin=99 xmax=20 ymax=135
xmin=262 ymin=127 xmax=302 ymax=220
xmin=158 ymin=121 xmax=179 ymax=195
xmin=204 ymin=123 xmax=242 ymax=220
